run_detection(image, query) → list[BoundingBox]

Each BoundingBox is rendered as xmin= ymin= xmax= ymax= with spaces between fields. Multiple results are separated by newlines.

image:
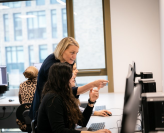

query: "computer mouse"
xmin=9 ymin=99 xmax=14 ymax=102
xmin=106 ymin=112 xmax=112 ymax=116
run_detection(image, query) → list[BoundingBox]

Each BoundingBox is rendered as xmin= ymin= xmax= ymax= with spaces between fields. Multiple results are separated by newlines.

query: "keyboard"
xmin=95 ymin=105 xmax=106 ymax=111
xmin=88 ymin=122 xmax=105 ymax=131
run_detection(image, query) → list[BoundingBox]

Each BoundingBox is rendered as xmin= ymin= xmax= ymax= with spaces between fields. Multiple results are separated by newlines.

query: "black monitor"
xmin=0 ymin=66 xmax=8 ymax=98
xmin=120 ymin=84 xmax=141 ymax=133
xmin=123 ymin=64 xmax=135 ymax=106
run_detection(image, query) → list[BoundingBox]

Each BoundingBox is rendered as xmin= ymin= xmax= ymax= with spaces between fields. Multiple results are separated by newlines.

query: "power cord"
xmin=0 ymin=107 xmax=15 ymax=120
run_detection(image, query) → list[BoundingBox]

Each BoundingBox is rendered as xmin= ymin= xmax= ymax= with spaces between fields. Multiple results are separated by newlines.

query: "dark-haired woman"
xmin=37 ymin=63 xmax=111 ymax=133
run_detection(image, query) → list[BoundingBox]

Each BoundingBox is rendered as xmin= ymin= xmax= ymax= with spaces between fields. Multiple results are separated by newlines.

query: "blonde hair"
xmin=23 ymin=66 xmax=38 ymax=79
xmin=54 ymin=37 xmax=79 ymax=61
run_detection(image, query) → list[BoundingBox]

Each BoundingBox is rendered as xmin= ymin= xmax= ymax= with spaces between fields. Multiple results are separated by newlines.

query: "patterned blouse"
xmin=19 ymin=78 xmax=37 ymax=104
xmin=16 ymin=78 xmax=37 ymax=131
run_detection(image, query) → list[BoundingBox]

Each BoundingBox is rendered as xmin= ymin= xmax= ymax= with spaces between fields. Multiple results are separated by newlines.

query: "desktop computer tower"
xmin=138 ymin=79 xmax=156 ymax=93
xmin=141 ymin=93 xmax=164 ymax=133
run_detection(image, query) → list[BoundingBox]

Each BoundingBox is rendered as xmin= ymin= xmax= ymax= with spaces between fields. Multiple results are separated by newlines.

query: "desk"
xmin=78 ymin=93 xmax=144 ymax=133
xmin=78 ymin=93 xmax=124 ymax=133
xmin=0 ymin=96 xmax=20 ymax=128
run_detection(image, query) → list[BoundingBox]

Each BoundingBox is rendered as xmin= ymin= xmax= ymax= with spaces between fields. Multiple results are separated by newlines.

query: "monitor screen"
xmin=123 ymin=64 xmax=134 ymax=106
xmin=120 ymin=84 xmax=141 ymax=133
xmin=0 ymin=66 xmax=7 ymax=85
xmin=0 ymin=66 xmax=8 ymax=97
xmin=33 ymin=63 xmax=42 ymax=71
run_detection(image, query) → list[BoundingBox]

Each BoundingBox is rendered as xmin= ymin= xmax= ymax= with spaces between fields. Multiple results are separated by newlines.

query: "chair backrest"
xmin=16 ymin=103 xmax=32 ymax=132
xmin=23 ymin=110 xmax=32 ymax=133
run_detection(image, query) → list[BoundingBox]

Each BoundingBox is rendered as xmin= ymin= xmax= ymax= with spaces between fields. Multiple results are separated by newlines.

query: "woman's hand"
xmin=92 ymin=79 xmax=109 ymax=88
xmin=93 ymin=110 xmax=112 ymax=117
xmin=94 ymin=129 xmax=111 ymax=133
xmin=89 ymin=87 xmax=100 ymax=102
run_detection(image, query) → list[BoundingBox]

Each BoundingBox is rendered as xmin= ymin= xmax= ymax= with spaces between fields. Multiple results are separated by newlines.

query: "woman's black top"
xmin=29 ymin=54 xmax=79 ymax=120
xmin=37 ymin=93 xmax=93 ymax=133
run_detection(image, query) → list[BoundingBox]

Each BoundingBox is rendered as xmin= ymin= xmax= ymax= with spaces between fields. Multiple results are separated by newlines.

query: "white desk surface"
xmin=79 ymin=93 xmax=124 ymax=133
xmin=0 ymin=96 xmax=20 ymax=106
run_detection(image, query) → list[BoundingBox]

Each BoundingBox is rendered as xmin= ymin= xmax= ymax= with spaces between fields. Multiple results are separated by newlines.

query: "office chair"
xmin=16 ymin=103 xmax=32 ymax=133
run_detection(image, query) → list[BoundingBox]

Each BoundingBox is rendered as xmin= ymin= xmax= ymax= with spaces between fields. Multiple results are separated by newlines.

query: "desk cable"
xmin=0 ymin=107 xmax=15 ymax=120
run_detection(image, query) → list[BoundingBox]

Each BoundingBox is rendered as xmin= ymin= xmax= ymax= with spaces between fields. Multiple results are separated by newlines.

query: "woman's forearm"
xmin=77 ymin=82 xmax=94 ymax=95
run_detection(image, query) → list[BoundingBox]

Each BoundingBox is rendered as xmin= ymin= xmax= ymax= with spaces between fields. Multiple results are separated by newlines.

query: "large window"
xmin=39 ymin=45 xmax=48 ymax=63
xmin=62 ymin=8 xmax=67 ymax=37
xmin=28 ymin=45 xmax=35 ymax=66
xmin=0 ymin=0 xmax=112 ymax=92
xmin=27 ymin=11 xmax=46 ymax=39
xmin=73 ymin=0 xmax=107 ymax=86
xmin=13 ymin=13 xmax=22 ymax=41
xmin=0 ymin=0 xmax=67 ymax=91
xmin=3 ymin=14 xmax=9 ymax=42
xmin=3 ymin=2 xmax=21 ymax=8
xmin=5 ymin=46 xmax=24 ymax=74
xmin=73 ymin=0 xmax=105 ymax=69
xmin=51 ymin=9 xmax=57 ymax=38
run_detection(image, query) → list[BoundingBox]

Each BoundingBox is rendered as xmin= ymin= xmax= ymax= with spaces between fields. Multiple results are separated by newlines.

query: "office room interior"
xmin=0 ymin=0 xmax=164 ymax=132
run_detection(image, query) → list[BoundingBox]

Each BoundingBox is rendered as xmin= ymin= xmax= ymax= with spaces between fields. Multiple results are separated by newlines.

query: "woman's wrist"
xmin=88 ymin=98 xmax=96 ymax=104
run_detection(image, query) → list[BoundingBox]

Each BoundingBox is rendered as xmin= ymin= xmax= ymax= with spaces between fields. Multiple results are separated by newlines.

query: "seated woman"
xmin=37 ymin=63 xmax=111 ymax=133
xmin=16 ymin=66 xmax=38 ymax=131
xmin=19 ymin=66 xmax=38 ymax=104
xmin=73 ymin=63 xmax=112 ymax=117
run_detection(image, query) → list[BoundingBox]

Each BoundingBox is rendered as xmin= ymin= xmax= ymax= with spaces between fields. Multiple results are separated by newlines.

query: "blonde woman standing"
xmin=29 ymin=37 xmax=108 ymax=120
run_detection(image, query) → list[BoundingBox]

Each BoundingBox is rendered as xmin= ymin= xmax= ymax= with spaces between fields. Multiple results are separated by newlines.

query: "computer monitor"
xmin=123 ymin=64 xmax=135 ymax=106
xmin=0 ymin=66 xmax=8 ymax=98
xmin=120 ymin=84 xmax=141 ymax=133
xmin=33 ymin=63 xmax=42 ymax=71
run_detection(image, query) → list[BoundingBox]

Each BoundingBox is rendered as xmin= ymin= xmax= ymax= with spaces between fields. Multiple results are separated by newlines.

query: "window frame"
xmin=66 ymin=0 xmax=114 ymax=92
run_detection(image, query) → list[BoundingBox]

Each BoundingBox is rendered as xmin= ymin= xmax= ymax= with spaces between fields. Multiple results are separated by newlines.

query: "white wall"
xmin=159 ymin=0 xmax=164 ymax=92
xmin=110 ymin=0 xmax=162 ymax=92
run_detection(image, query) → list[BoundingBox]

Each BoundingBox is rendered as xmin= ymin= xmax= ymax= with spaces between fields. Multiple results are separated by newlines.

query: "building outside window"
xmin=27 ymin=11 xmax=46 ymax=39
xmin=28 ymin=45 xmax=35 ymax=66
xmin=62 ymin=8 xmax=67 ymax=37
xmin=3 ymin=2 xmax=21 ymax=8
xmin=3 ymin=14 xmax=9 ymax=42
xmin=26 ymin=1 xmax=31 ymax=7
xmin=39 ymin=45 xmax=47 ymax=63
xmin=53 ymin=43 xmax=57 ymax=51
xmin=5 ymin=46 xmax=24 ymax=74
xmin=50 ymin=0 xmax=66 ymax=4
xmin=51 ymin=9 xmax=57 ymax=38
xmin=0 ymin=0 xmax=67 ymax=93
xmin=36 ymin=0 xmax=45 ymax=6
xmin=13 ymin=13 xmax=22 ymax=41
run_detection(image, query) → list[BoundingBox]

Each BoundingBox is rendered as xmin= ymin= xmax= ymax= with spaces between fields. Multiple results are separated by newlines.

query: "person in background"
xmin=37 ymin=63 xmax=111 ymax=133
xmin=16 ymin=66 xmax=38 ymax=131
xmin=73 ymin=63 xmax=112 ymax=117
xmin=18 ymin=66 xmax=38 ymax=104
xmin=29 ymin=37 xmax=109 ymax=120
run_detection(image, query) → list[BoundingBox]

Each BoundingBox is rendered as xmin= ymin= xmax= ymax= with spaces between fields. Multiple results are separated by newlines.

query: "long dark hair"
xmin=42 ymin=62 xmax=83 ymax=128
